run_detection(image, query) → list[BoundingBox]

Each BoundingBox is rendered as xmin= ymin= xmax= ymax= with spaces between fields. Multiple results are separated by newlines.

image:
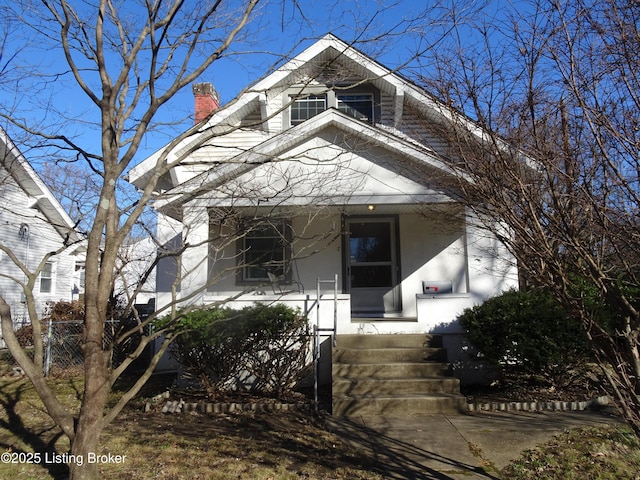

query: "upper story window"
xmin=287 ymin=87 xmax=378 ymax=127
xmin=337 ymin=94 xmax=374 ymax=122
xmin=291 ymin=95 xmax=326 ymax=125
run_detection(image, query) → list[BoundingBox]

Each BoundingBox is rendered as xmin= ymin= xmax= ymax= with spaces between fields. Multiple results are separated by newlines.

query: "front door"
xmin=345 ymin=217 xmax=400 ymax=314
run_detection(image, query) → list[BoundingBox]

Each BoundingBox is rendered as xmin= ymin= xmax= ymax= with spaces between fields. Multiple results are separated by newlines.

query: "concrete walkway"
xmin=325 ymin=410 xmax=624 ymax=479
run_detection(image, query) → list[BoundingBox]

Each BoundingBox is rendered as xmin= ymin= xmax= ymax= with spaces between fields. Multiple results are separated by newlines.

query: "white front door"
xmin=345 ymin=217 xmax=400 ymax=314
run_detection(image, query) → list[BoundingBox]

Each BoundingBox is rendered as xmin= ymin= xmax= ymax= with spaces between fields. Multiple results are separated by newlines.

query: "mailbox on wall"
xmin=422 ymin=281 xmax=452 ymax=294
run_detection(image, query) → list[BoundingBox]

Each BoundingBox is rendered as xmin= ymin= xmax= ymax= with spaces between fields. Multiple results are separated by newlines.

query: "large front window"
xmin=240 ymin=219 xmax=291 ymax=282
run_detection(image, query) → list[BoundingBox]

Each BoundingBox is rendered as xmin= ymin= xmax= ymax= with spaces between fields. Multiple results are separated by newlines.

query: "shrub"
xmin=458 ymin=288 xmax=591 ymax=387
xmin=168 ymin=303 xmax=309 ymax=399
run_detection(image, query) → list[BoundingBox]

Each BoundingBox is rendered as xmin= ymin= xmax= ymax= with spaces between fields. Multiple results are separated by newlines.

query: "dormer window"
xmin=287 ymin=87 xmax=378 ymax=127
xmin=337 ymin=94 xmax=373 ymax=122
xmin=291 ymin=95 xmax=326 ymax=125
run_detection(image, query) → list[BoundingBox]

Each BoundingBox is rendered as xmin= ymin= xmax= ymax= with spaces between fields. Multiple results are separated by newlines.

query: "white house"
xmin=128 ymin=35 xmax=518 ymax=390
xmin=114 ymin=237 xmax=157 ymax=307
xmin=0 ymin=127 xmax=84 ymax=345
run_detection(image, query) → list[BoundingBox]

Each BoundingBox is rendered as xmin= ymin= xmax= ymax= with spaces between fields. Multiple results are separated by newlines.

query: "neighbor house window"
xmin=337 ymin=94 xmax=374 ymax=122
xmin=239 ymin=219 xmax=292 ymax=282
xmin=74 ymin=262 xmax=85 ymax=294
xmin=40 ymin=262 xmax=53 ymax=293
xmin=290 ymin=95 xmax=326 ymax=125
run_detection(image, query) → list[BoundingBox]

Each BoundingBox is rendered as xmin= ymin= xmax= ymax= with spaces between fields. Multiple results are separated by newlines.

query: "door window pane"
xmin=349 ymin=222 xmax=391 ymax=263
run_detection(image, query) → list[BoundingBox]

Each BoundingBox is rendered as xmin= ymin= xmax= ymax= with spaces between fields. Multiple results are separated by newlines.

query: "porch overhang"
xmin=152 ymin=110 xmax=463 ymax=220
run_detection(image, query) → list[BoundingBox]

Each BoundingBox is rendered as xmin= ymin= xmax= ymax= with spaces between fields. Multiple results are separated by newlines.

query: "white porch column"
xmin=179 ymin=203 xmax=210 ymax=306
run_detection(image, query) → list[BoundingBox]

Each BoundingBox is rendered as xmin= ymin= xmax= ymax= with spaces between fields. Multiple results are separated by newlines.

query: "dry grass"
xmin=501 ymin=425 xmax=640 ymax=479
xmin=3 ymin=356 xmax=640 ymax=480
xmin=0 ymin=366 xmax=382 ymax=480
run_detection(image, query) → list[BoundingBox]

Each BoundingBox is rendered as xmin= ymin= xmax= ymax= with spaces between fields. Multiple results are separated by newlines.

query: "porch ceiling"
xmin=220 ymin=202 xmax=459 ymax=217
xmin=341 ymin=203 xmax=431 ymax=215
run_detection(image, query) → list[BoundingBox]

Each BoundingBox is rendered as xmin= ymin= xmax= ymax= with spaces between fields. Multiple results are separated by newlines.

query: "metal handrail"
xmin=313 ymin=273 xmax=338 ymax=412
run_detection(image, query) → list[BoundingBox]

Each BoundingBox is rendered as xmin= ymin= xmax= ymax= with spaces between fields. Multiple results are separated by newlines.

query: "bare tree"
xmin=411 ymin=0 xmax=640 ymax=435
xmin=0 ymin=2 xmax=266 ymax=479
xmin=0 ymin=1 xmax=430 ymax=477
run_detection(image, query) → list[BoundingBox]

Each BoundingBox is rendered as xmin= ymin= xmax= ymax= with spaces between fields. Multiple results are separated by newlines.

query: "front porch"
xmin=195 ymin=282 xmax=489 ymax=389
xmin=196 ymin=281 xmax=477 ymax=336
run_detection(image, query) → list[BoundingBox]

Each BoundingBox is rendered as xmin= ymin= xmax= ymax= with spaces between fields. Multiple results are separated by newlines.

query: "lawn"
xmin=0 ymin=366 xmax=383 ymax=480
xmin=502 ymin=425 xmax=640 ymax=479
xmin=2 ymin=359 xmax=640 ymax=479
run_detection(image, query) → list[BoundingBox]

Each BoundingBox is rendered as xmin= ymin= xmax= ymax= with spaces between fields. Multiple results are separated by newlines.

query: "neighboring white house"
xmin=128 ymin=35 xmax=518 ymax=348
xmin=0 ymin=127 xmax=84 ymax=345
xmin=114 ymin=237 xmax=157 ymax=307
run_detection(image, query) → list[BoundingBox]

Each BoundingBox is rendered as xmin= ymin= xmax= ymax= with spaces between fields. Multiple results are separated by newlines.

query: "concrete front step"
xmin=331 ymin=333 xmax=464 ymax=416
xmin=332 ymin=393 xmax=467 ymax=416
xmin=333 ymin=361 xmax=452 ymax=379
xmin=337 ymin=333 xmax=442 ymax=349
xmin=333 ymin=347 xmax=447 ymax=364
xmin=333 ymin=377 xmax=461 ymax=396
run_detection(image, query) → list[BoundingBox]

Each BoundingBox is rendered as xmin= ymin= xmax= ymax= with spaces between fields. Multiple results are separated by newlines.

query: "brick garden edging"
xmin=143 ymin=392 xmax=312 ymax=414
xmin=467 ymin=395 xmax=611 ymax=412
xmin=145 ymin=391 xmax=612 ymax=414
xmin=150 ymin=400 xmax=311 ymax=414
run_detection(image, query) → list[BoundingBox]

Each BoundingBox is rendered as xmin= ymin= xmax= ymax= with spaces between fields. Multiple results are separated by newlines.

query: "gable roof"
xmin=153 ymin=108 xmax=460 ymax=217
xmin=128 ymin=33 xmax=490 ymax=200
xmin=0 ymin=126 xmax=83 ymax=245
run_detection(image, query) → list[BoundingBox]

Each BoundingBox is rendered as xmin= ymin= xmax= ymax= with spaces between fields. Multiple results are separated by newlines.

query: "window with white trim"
xmin=290 ymin=95 xmax=326 ymax=125
xmin=337 ymin=94 xmax=374 ymax=122
xmin=288 ymin=87 xmax=378 ymax=127
xmin=74 ymin=262 xmax=86 ymax=294
xmin=40 ymin=261 xmax=54 ymax=294
xmin=239 ymin=219 xmax=292 ymax=283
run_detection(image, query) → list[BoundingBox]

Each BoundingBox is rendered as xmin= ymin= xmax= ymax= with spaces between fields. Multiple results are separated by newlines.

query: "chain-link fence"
xmin=39 ymin=319 xmax=153 ymax=376
xmin=42 ymin=320 xmax=121 ymax=375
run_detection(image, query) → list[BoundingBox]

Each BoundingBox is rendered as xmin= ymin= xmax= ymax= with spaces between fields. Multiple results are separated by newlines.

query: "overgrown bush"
xmin=458 ymin=289 xmax=592 ymax=388
xmin=167 ymin=303 xmax=309 ymax=399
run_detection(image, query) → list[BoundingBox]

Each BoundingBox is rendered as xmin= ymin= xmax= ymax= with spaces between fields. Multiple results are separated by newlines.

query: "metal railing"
xmin=313 ymin=273 xmax=338 ymax=412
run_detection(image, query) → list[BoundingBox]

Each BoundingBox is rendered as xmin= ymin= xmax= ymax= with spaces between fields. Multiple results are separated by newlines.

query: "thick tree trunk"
xmin=68 ymin=306 xmax=110 ymax=480
xmin=68 ymin=420 xmax=103 ymax=480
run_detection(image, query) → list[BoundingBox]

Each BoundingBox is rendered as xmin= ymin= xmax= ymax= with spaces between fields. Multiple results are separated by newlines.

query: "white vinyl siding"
xmin=0 ymin=168 xmax=76 ymax=321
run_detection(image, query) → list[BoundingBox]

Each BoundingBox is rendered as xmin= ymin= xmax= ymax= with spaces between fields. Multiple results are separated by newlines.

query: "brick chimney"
xmin=193 ymin=82 xmax=220 ymax=123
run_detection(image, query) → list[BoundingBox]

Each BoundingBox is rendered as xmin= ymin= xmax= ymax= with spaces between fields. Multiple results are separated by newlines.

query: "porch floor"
xmin=350 ymin=316 xmax=418 ymax=322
